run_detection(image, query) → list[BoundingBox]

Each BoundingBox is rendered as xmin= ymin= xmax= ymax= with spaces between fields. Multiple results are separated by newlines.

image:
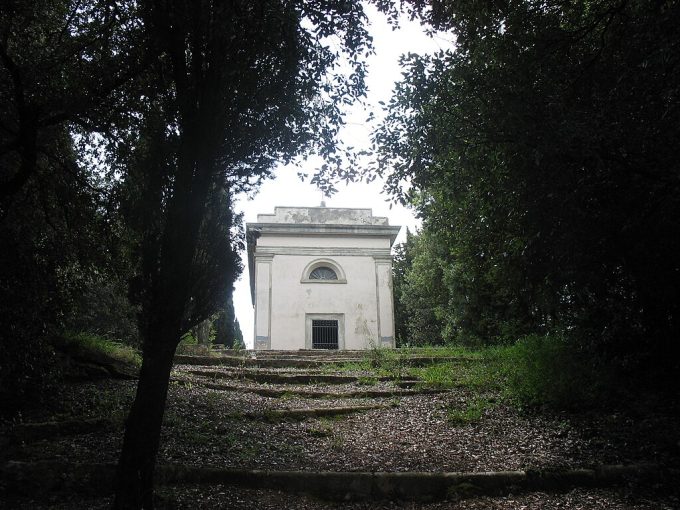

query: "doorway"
xmin=312 ymin=320 xmax=339 ymax=349
xmin=305 ymin=313 xmax=344 ymax=350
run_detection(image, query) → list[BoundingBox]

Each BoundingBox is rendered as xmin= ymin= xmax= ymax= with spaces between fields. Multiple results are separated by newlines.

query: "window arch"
xmin=309 ymin=266 xmax=338 ymax=280
xmin=301 ymin=258 xmax=347 ymax=284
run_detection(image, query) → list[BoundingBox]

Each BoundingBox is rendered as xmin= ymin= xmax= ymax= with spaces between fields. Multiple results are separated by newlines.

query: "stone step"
xmin=175 ymin=354 xmax=475 ymax=369
xmin=210 ymin=349 xmax=368 ymax=358
xmin=242 ymin=404 xmax=385 ymax=421
xmin=10 ymin=417 xmax=117 ymax=443
xmin=172 ymin=378 xmax=443 ymax=399
xmin=250 ymin=349 xmax=367 ymax=358
xmin=186 ymin=369 xmax=419 ymax=385
xmin=2 ymin=461 xmax=669 ymax=502
xmin=175 ymin=355 xmax=343 ymax=369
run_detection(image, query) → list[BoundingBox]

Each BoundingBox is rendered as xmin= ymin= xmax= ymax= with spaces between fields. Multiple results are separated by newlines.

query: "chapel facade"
xmin=246 ymin=206 xmax=401 ymax=350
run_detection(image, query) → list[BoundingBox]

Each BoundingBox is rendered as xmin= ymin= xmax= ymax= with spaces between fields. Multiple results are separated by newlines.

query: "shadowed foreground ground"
xmin=2 ymin=349 xmax=679 ymax=508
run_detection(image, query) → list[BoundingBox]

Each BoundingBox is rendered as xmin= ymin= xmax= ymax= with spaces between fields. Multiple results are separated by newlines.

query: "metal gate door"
xmin=311 ymin=320 xmax=339 ymax=349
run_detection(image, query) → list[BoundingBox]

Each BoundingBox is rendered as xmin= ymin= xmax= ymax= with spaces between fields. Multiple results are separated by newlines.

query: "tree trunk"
xmin=113 ymin=333 xmax=178 ymax=509
xmin=195 ymin=319 xmax=211 ymax=346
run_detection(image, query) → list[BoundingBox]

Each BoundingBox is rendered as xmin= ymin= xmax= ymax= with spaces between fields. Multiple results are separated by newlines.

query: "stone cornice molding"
xmin=254 ymin=246 xmax=392 ymax=258
xmin=247 ymin=222 xmax=401 ymax=246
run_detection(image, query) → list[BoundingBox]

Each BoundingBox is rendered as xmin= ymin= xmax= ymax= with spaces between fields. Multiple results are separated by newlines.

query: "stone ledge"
xmin=171 ymin=378 xmax=444 ymax=399
xmin=2 ymin=461 xmax=675 ymax=501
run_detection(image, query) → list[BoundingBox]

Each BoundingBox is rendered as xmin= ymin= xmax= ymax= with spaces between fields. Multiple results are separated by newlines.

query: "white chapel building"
xmin=246 ymin=206 xmax=401 ymax=350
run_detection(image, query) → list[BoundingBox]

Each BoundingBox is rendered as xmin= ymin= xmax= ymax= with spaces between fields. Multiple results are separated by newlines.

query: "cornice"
xmin=246 ymin=222 xmax=401 ymax=245
xmin=254 ymin=246 xmax=392 ymax=258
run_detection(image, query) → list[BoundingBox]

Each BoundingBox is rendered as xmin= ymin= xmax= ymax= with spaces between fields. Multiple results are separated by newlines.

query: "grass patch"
xmin=308 ymin=427 xmax=332 ymax=438
xmin=364 ymin=347 xmax=409 ymax=380
xmin=454 ymin=355 xmax=505 ymax=391
xmin=331 ymin=345 xmax=481 ymax=375
xmin=408 ymin=350 xmax=506 ymax=391
xmin=410 ymin=362 xmax=457 ymax=388
xmin=398 ymin=345 xmax=483 ymax=359
xmin=234 ymin=443 xmax=262 ymax=461
xmin=334 ymin=342 xmax=612 ymax=411
xmin=180 ymin=428 xmax=214 ymax=446
xmin=61 ymin=332 xmax=141 ymax=367
xmin=357 ymin=375 xmax=378 ymax=386
xmin=203 ymin=390 xmax=224 ymax=409
xmin=58 ymin=386 xmax=133 ymax=421
xmin=409 ymin=336 xmax=615 ymax=410
xmin=447 ymin=398 xmax=492 ymax=425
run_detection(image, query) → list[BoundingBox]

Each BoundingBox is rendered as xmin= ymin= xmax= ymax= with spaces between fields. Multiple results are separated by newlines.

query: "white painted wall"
xmin=269 ymin=253 xmax=379 ymax=349
xmin=248 ymin=207 xmax=399 ymax=350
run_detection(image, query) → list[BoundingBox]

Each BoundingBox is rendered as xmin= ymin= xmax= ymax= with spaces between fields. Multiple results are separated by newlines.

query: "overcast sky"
xmin=233 ymin=6 xmax=451 ymax=347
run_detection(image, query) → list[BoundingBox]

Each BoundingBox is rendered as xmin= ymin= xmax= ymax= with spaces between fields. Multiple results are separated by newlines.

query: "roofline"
xmin=246 ymin=223 xmax=401 ymax=242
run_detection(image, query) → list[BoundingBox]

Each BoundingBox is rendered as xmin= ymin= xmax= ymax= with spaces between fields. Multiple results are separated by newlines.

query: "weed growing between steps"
xmin=356 ymin=376 xmax=378 ymax=386
xmin=410 ymin=357 xmax=504 ymax=392
xmin=447 ymin=398 xmax=495 ymax=425
xmin=343 ymin=344 xmax=629 ymax=411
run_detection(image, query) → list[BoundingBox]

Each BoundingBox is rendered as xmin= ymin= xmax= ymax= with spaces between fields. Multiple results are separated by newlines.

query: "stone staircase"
xmin=3 ymin=348 xmax=674 ymax=508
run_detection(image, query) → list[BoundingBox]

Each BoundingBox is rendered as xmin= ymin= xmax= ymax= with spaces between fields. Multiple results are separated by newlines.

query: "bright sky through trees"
xmin=233 ymin=5 xmax=451 ymax=347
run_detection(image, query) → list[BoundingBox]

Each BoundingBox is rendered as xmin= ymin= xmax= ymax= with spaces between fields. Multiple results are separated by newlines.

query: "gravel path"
xmin=2 ymin=355 xmax=679 ymax=508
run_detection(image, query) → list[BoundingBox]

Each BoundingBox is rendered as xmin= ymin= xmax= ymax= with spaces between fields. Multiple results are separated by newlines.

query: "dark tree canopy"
xmin=213 ymin=289 xmax=243 ymax=349
xmin=0 ymin=0 xmax=146 ymax=412
xmin=107 ymin=1 xmax=379 ymax=506
xmin=378 ymin=0 xmax=680 ymax=371
xmin=1 ymin=0 xmax=383 ymax=507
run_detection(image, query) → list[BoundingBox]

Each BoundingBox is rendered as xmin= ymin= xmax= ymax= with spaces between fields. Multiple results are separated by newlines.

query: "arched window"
xmin=301 ymin=258 xmax=346 ymax=283
xmin=309 ymin=267 xmax=338 ymax=280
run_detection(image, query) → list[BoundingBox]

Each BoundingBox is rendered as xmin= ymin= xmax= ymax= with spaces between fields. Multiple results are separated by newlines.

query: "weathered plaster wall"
xmin=248 ymin=207 xmax=400 ymax=350
xmin=268 ymin=254 xmax=380 ymax=350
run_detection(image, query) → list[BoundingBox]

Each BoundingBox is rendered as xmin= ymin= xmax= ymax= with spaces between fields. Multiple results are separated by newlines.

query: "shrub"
xmin=501 ymin=333 xmax=608 ymax=409
xmin=61 ymin=332 xmax=141 ymax=367
xmin=176 ymin=332 xmax=212 ymax=356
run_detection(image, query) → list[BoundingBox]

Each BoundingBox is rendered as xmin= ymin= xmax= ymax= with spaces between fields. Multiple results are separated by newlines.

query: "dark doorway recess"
xmin=312 ymin=320 xmax=339 ymax=349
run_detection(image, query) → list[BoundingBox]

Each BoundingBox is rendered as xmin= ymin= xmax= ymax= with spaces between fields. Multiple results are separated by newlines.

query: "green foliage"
xmin=404 ymin=342 xmax=613 ymax=409
xmin=411 ymin=362 xmax=457 ymax=388
xmin=365 ymin=346 xmax=408 ymax=380
xmin=356 ymin=375 xmax=378 ymax=386
xmin=0 ymin=1 xmax=146 ymax=417
xmin=232 ymin=320 xmax=245 ymax=350
xmin=391 ymin=230 xmax=415 ymax=345
xmin=176 ymin=332 xmax=213 ymax=356
xmin=394 ymin=230 xmax=449 ymax=345
xmin=500 ymin=334 xmax=608 ymax=410
xmin=398 ymin=344 xmax=615 ymax=410
xmin=447 ymin=398 xmax=492 ymax=425
xmin=410 ymin=354 xmax=503 ymax=392
xmin=66 ymin=276 xmax=140 ymax=346
xmin=399 ymin=345 xmax=481 ymax=359
xmin=2 ymin=4 xmax=386 ymax=494
xmin=374 ymin=0 xmax=680 ymax=393
xmin=213 ymin=289 xmax=244 ymax=349
xmin=62 ymin=332 xmax=142 ymax=368
xmin=179 ymin=332 xmax=198 ymax=346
